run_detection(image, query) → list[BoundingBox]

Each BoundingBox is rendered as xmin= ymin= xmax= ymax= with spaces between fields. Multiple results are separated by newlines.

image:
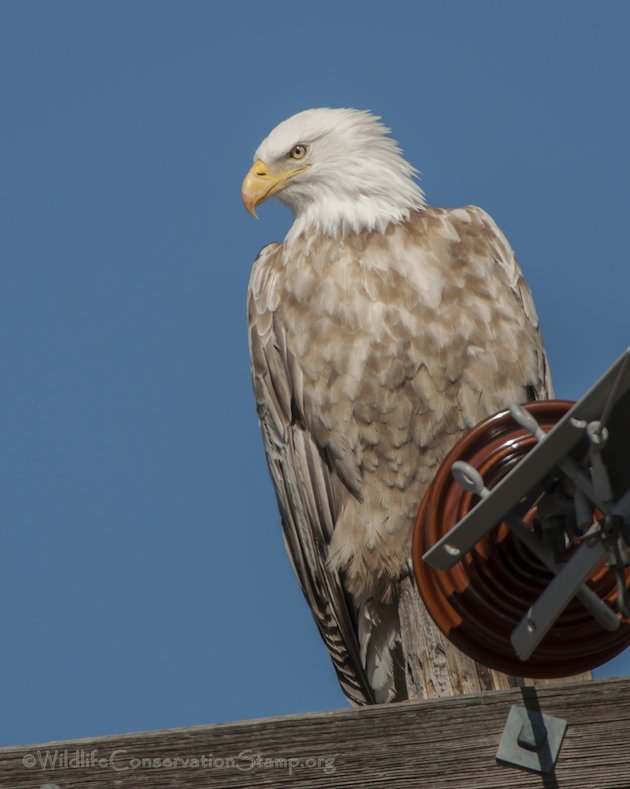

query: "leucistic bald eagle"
xmin=242 ymin=108 xmax=551 ymax=704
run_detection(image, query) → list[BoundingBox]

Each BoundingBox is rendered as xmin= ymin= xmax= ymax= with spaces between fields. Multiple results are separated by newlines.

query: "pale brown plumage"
xmin=248 ymin=205 xmax=551 ymax=704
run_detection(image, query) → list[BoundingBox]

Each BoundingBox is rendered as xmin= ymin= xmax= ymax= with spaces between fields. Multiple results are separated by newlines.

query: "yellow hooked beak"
xmin=241 ymin=159 xmax=308 ymax=218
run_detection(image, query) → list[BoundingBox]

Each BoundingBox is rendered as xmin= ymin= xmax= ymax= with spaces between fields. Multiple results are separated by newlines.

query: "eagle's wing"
xmin=464 ymin=206 xmax=553 ymax=402
xmin=248 ymin=243 xmax=375 ymax=705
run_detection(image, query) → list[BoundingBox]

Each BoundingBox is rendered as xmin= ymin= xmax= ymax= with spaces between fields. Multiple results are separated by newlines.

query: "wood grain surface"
xmin=1 ymin=677 xmax=629 ymax=788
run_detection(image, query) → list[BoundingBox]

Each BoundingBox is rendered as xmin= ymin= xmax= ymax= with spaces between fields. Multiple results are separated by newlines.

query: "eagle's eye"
xmin=290 ymin=144 xmax=307 ymax=160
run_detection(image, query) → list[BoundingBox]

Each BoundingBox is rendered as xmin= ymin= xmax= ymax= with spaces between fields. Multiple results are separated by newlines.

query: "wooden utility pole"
xmin=398 ymin=574 xmax=589 ymax=700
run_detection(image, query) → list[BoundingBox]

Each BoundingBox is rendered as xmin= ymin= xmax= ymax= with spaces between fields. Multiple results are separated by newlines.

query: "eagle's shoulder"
xmin=250 ymin=240 xmax=282 ymax=284
xmin=248 ymin=241 xmax=283 ymax=318
xmin=404 ymin=205 xmax=538 ymax=319
xmin=402 ymin=204 xmax=551 ymax=401
xmin=254 ymin=241 xmax=282 ymax=263
xmin=457 ymin=204 xmax=541 ymax=330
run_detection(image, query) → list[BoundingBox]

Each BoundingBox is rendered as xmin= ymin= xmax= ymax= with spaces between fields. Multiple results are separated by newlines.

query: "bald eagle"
xmin=243 ymin=108 xmax=550 ymax=704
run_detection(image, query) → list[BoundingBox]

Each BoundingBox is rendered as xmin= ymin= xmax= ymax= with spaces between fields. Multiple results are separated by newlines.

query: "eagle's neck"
xmin=281 ymin=166 xmax=426 ymax=243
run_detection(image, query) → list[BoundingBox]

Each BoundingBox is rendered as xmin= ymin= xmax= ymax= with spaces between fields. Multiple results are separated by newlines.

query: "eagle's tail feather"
xmin=358 ymin=597 xmax=407 ymax=703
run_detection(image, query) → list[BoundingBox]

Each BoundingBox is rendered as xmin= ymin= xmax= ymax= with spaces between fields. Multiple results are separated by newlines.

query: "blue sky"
xmin=1 ymin=0 xmax=629 ymax=747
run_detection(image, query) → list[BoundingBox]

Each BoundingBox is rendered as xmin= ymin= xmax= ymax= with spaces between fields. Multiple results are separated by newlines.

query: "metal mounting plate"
xmin=496 ymin=705 xmax=567 ymax=774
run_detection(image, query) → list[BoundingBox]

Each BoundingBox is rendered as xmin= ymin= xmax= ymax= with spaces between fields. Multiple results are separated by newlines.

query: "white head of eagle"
xmin=242 ymin=107 xmax=425 ymax=241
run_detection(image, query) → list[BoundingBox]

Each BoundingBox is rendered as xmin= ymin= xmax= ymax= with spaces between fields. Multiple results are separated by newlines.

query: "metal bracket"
xmin=496 ymin=705 xmax=567 ymax=774
xmin=511 ymin=533 xmax=609 ymax=660
xmin=451 ymin=461 xmax=618 ymax=645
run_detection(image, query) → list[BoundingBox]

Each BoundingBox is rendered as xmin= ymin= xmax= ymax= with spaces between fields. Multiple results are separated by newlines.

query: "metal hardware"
xmin=511 ymin=534 xmax=609 ymax=660
xmin=452 ymin=460 xmax=618 ymax=643
xmin=497 ymin=705 xmax=567 ymax=774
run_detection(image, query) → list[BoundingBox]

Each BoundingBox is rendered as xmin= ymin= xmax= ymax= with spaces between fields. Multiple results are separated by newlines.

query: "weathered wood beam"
xmin=1 ymin=677 xmax=629 ymax=788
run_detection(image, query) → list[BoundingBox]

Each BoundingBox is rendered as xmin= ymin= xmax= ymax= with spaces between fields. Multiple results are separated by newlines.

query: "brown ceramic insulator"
xmin=413 ymin=400 xmax=630 ymax=678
